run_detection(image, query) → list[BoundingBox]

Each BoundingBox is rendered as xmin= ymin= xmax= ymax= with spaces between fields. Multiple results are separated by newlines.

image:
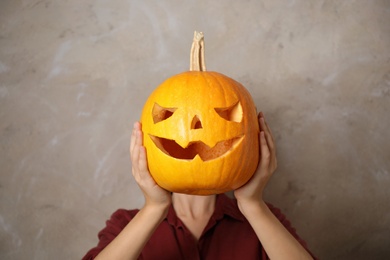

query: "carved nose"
xmin=191 ymin=115 xmax=203 ymax=129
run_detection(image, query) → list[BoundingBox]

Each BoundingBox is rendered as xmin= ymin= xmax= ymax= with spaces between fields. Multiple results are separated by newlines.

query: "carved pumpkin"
xmin=141 ymin=32 xmax=259 ymax=195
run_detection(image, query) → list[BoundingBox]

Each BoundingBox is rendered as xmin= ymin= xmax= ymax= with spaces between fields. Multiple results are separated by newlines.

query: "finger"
xmin=260 ymin=115 xmax=277 ymax=170
xmin=138 ymin=146 xmax=148 ymax=174
xmin=131 ymin=129 xmax=143 ymax=167
xmin=259 ymin=131 xmax=270 ymax=169
xmin=130 ymin=123 xmax=137 ymax=155
xmin=265 ymin=121 xmax=277 ymax=169
xmin=258 ymin=113 xmax=272 ymax=142
xmin=133 ymin=140 xmax=156 ymax=190
xmin=258 ymin=114 xmax=276 ymax=160
xmin=258 ymin=112 xmax=275 ymax=140
xmin=258 ymin=113 xmax=273 ymax=139
xmin=259 ymin=115 xmax=266 ymax=132
xmin=259 ymin=117 xmax=273 ymax=148
xmin=258 ymin=112 xmax=265 ymax=131
xmin=264 ymin=120 xmax=275 ymax=144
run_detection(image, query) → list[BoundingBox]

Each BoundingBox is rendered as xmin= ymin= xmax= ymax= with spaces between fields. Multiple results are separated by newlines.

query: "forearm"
xmin=240 ymin=200 xmax=313 ymax=260
xmin=95 ymin=205 xmax=168 ymax=260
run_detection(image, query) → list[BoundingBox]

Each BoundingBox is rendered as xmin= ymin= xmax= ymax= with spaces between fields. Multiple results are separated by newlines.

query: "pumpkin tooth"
xmin=149 ymin=135 xmax=243 ymax=161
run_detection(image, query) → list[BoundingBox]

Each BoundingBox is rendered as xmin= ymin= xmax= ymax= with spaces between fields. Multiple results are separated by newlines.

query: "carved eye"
xmin=214 ymin=102 xmax=243 ymax=122
xmin=152 ymin=103 xmax=177 ymax=124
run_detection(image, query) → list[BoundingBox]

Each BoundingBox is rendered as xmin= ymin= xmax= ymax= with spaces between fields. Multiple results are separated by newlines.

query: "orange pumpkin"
xmin=141 ymin=32 xmax=259 ymax=195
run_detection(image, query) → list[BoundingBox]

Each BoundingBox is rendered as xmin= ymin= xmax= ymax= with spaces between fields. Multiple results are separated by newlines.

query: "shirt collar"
xmin=166 ymin=193 xmax=245 ymax=228
xmin=212 ymin=193 xmax=246 ymax=222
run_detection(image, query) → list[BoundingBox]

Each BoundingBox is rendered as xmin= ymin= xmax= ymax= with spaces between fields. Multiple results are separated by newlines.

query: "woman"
xmin=83 ymin=113 xmax=315 ymax=259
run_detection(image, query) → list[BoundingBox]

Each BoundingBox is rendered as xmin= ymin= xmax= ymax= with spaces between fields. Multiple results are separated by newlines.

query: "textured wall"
xmin=1 ymin=1 xmax=389 ymax=259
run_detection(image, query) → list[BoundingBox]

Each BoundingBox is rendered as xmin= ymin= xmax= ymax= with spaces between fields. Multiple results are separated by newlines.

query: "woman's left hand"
xmin=234 ymin=112 xmax=277 ymax=214
xmin=234 ymin=113 xmax=314 ymax=260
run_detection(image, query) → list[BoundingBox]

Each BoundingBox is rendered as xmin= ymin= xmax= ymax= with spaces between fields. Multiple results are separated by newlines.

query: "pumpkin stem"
xmin=190 ymin=31 xmax=206 ymax=71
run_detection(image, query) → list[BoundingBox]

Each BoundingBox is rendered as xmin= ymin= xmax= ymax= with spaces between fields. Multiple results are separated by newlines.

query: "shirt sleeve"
xmin=82 ymin=209 xmax=139 ymax=260
xmin=265 ymin=203 xmax=318 ymax=260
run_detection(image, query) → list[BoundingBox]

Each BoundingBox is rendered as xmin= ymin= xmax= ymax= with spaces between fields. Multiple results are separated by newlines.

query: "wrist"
xmin=237 ymin=198 xmax=268 ymax=219
xmin=142 ymin=202 xmax=170 ymax=220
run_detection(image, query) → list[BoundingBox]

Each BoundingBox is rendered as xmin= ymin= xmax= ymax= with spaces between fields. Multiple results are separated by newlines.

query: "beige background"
xmin=1 ymin=0 xmax=389 ymax=259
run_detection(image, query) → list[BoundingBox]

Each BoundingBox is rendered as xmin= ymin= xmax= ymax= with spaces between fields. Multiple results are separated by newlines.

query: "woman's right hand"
xmin=130 ymin=122 xmax=171 ymax=210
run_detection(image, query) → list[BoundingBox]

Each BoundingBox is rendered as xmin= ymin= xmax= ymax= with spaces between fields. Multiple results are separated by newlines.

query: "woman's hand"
xmin=234 ymin=112 xmax=277 ymax=214
xmin=130 ymin=122 xmax=171 ymax=210
xmin=94 ymin=122 xmax=172 ymax=260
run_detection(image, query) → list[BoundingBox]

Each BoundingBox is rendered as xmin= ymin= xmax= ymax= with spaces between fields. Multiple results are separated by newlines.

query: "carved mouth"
xmin=149 ymin=135 xmax=244 ymax=161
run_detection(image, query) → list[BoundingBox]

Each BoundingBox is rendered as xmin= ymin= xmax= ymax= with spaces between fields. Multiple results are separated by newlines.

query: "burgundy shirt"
xmin=83 ymin=194 xmax=313 ymax=259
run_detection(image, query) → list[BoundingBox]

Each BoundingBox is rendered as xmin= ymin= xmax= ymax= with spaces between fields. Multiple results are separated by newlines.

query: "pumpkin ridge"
xmin=207 ymin=72 xmax=230 ymax=108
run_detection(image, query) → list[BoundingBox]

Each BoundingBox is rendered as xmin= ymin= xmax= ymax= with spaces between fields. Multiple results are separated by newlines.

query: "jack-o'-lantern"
xmin=141 ymin=32 xmax=259 ymax=195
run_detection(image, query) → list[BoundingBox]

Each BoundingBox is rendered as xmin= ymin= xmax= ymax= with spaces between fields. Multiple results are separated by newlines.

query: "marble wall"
xmin=0 ymin=0 xmax=389 ymax=259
